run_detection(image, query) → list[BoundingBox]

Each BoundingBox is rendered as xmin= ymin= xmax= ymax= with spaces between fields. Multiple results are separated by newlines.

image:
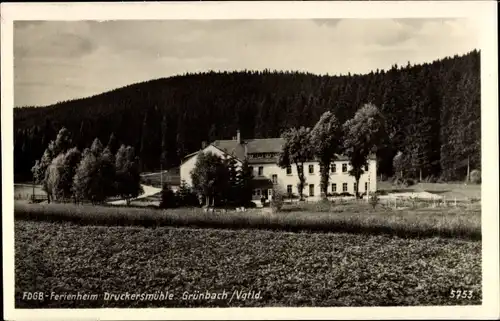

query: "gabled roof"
xmin=212 ymin=140 xmax=247 ymax=160
xmin=212 ymin=137 xmax=285 ymax=160
xmin=181 ymin=137 xmax=376 ymax=165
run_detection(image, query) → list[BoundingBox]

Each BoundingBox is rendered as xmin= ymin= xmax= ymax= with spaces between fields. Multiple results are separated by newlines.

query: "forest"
xmin=14 ymin=50 xmax=480 ymax=183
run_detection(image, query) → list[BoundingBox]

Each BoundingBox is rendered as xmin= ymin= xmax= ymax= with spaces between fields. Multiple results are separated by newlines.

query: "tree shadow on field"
xmin=377 ymin=188 xmax=415 ymax=195
xmin=425 ymin=190 xmax=451 ymax=195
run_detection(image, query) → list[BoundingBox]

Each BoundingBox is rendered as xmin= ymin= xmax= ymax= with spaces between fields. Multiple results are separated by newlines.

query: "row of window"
xmin=286 ymin=182 xmax=369 ymax=196
xmin=251 ymin=163 xmax=369 ymax=177
xmin=249 ymin=152 xmax=279 ymax=159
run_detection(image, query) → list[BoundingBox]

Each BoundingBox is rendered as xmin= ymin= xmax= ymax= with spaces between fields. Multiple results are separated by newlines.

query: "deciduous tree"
xmin=343 ymin=103 xmax=386 ymax=198
xmin=115 ymin=144 xmax=143 ymax=205
xmin=278 ymin=126 xmax=312 ymax=200
xmin=190 ymin=151 xmax=226 ymax=207
xmin=310 ymin=111 xmax=342 ymax=198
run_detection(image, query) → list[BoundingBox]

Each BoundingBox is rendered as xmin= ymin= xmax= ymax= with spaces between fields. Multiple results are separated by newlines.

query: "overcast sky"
xmin=14 ymin=18 xmax=479 ymax=107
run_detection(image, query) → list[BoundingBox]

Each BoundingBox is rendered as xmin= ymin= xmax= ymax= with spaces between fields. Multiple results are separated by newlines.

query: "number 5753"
xmin=450 ymin=289 xmax=473 ymax=299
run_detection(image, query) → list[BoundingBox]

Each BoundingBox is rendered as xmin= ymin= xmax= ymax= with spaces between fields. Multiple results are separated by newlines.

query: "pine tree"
xmin=115 ymin=145 xmax=143 ymax=205
xmin=160 ymin=114 xmax=169 ymax=168
xmin=107 ymin=132 xmax=120 ymax=155
xmin=236 ymin=157 xmax=254 ymax=206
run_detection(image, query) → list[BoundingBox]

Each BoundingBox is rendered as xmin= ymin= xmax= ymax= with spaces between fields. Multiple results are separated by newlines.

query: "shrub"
xmin=270 ymin=186 xmax=285 ymax=213
xmin=470 ymin=169 xmax=481 ymax=184
xmin=393 ymin=177 xmax=415 ymax=187
xmin=369 ymin=194 xmax=380 ymax=209
xmin=424 ymin=175 xmax=438 ymax=183
xmin=339 ymin=192 xmax=354 ymax=197
xmin=159 ymin=184 xmax=177 ymax=209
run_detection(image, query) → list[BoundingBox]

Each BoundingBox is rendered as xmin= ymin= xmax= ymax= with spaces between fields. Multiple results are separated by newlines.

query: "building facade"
xmin=180 ymin=130 xmax=377 ymax=202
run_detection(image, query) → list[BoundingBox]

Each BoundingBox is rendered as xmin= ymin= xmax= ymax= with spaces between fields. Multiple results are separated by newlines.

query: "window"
xmin=364 ymin=164 xmax=369 ymax=171
xmin=332 ymin=183 xmax=337 ymax=193
xmin=286 ymin=166 xmax=292 ymax=175
xmin=331 ymin=164 xmax=336 ymax=173
xmin=253 ymin=189 xmax=261 ymax=196
xmin=298 ymin=165 xmax=303 ymax=174
xmin=342 ymin=163 xmax=348 ymax=173
xmin=287 ymin=185 xmax=293 ymax=195
xmin=258 ymin=166 xmax=264 ymax=176
xmin=272 ymin=174 xmax=278 ymax=184
xmin=354 ymin=182 xmax=357 ymax=193
xmin=365 ymin=182 xmax=368 ymax=191
xmin=309 ymin=165 xmax=314 ymax=174
xmin=309 ymin=184 xmax=315 ymax=197
xmin=342 ymin=183 xmax=348 ymax=192
xmin=249 ymin=166 xmax=254 ymax=174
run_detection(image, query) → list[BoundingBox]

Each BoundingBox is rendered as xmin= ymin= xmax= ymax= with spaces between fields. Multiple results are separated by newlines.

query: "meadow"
xmin=377 ymin=181 xmax=481 ymax=200
xmin=14 ymin=184 xmax=44 ymax=201
xmin=14 ymin=200 xmax=481 ymax=240
xmin=15 ymin=219 xmax=481 ymax=308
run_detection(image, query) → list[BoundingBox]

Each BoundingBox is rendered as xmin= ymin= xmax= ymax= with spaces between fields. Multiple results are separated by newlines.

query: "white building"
xmin=180 ymin=130 xmax=377 ymax=202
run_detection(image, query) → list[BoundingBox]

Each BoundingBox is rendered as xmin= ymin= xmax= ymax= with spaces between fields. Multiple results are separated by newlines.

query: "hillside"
xmin=14 ymin=50 xmax=480 ymax=182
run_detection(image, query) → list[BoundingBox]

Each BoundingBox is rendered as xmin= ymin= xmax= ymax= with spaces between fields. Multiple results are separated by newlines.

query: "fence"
xmin=378 ymin=196 xmax=480 ymax=210
xmin=30 ymin=194 xmax=49 ymax=203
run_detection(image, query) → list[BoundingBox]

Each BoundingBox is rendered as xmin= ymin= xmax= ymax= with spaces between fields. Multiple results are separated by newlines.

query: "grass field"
xmin=14 ymin=201 xmax=481 ymax=240
xmin=378 ymin=181 xmax=481 ymax=200
xmin=14 ymin=184 xmax=44 ymax=200
xmin=15 ymin=220 xmax=481 ymax=308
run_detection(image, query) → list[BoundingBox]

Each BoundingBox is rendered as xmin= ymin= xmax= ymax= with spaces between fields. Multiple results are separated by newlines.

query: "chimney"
xmin=237 ymin=129 xmax=241 ymax=144
xmin=201 ymin=141 xmax=207 ymax=149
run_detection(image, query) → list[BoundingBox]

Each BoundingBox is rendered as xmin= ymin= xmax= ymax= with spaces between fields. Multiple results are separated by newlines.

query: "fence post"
xmin=454 ymin=197 xmax=457 ymax=207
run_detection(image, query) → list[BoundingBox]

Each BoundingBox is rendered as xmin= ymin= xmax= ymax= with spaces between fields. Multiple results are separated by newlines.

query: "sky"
xmin=14 ymin=18 xmax=479 ymax=107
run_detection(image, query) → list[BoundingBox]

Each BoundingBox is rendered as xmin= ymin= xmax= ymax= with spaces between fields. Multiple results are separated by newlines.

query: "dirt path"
xmin=107 ymin=184 xmax=161 ymax=205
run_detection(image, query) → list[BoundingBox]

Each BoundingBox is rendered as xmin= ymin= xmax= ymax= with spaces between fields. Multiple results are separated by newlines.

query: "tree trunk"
xmin=296 ymin=163 xmax=305 ymax=200
xmin=320 ymin=160 xmax=330 ymax=199
xmin=355 ymin=176 xmax=360 ymax=199
xmin=466 ymin=156 xmax=470 ymax=182
xmin=419 ymin=169 xmax=422 ymax=182
xmin=205 ymin=195 xmax=209 ymax=207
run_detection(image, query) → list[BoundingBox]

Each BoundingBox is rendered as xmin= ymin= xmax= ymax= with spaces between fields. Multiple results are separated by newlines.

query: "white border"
xmin=1 ymin=1 xmax=498 ymax=320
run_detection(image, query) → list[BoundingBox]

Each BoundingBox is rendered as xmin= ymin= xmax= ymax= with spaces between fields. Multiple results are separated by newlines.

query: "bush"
xmin=393 ymin=177 xmax=416 ymax=187
xmin=176 ymin=190 xmax=200 ymax=207
xmin=159 ymin=184 xmax=177 ymax=209
xmin=424 ymin=175 xmax=438 ymax=183
xmin=339 ymin=192 xmax=354 ymax=197
xmin=469 ymin=169 xmax=481 ymax=184
xmin=270 ymin=186 xmax=285 ymax=213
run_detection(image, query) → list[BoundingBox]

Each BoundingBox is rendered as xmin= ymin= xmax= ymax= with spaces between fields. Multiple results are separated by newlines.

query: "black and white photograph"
xmin=2 ymin=1 xmax=498 ymax=320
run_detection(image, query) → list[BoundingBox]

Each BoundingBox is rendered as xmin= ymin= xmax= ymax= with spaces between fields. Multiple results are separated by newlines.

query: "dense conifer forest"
xmin=14 ymin=50 xmax=480 ymax=182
